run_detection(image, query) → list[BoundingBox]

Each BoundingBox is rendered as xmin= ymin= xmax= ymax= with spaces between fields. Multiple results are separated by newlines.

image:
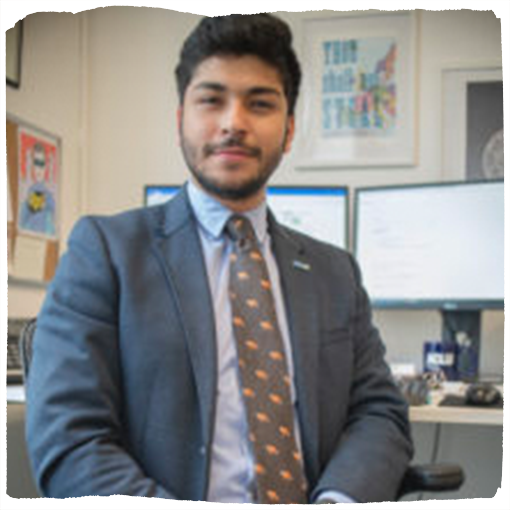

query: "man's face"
xmin=178 ymin=55 xmax=295 ymax=209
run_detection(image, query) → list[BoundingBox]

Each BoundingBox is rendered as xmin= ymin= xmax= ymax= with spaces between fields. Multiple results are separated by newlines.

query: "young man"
xmin=26 ymin=14 xmax=413 ymax=503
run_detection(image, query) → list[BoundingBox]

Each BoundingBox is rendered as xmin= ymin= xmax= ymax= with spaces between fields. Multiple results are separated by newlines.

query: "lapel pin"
xmin=292 ymin=260 xmax=311 ymax=272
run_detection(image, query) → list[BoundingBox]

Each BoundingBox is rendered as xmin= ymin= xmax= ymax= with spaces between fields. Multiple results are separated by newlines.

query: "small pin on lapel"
xmin=292 ymin=260 xmax=311 ymax=271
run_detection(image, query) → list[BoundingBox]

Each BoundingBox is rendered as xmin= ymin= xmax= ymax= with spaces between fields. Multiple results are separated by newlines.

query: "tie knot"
xmin=225 ymin=215 xmax=257 ymax=249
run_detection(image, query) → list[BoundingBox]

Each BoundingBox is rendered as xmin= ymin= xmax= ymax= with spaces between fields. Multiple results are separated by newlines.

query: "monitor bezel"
xmin=353 ymin=179 xmax=504 ymax=311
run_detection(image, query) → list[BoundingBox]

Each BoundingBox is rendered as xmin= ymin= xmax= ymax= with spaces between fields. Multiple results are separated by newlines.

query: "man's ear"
xmin=283 ymin=115 xmax=295 ymax=154
xmin=176 ymin=106 xmax=183 ymax=146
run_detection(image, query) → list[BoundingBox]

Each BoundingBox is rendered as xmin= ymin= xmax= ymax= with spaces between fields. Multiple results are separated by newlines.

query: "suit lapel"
xmin=269 ymin=215 xmax=321 ymax=481
xmin=150 ymin=188 xmax=217 ymax=448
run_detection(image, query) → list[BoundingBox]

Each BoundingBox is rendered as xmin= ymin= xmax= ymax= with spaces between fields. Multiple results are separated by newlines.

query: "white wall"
xmin=7 ymin=8 xmax=504 ymax=374
xmin=7 ymin=12 xmax=85 ymax=317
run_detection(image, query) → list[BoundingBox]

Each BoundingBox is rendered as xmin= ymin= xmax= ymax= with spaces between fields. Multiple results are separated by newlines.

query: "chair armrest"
xmin=397 ymin=463 xmax=465 ymax=499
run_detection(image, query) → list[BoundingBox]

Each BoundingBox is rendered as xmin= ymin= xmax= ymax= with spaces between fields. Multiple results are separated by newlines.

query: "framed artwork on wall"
xmin=442 ymin=65 xmax=503 ymax=181
xmin=7 ymin=115 xmax=61 ymax=284
xmin=6 ymin=20 xmax=23 ymax=89
xmin=296 ymin=11 xmax=418 ymax=169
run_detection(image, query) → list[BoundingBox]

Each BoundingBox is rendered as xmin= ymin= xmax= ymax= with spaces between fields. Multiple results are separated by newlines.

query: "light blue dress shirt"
xmin=186 ymin=181 xmax=354 ymax=504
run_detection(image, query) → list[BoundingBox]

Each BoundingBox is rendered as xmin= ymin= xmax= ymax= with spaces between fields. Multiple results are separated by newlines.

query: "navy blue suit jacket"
xmin=26 ymin=187 xmax=413 ymax=502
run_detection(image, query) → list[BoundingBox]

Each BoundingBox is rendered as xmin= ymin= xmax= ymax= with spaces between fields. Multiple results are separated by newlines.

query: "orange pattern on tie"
xmin=226 ymin=215 xmax=308 ymax=504
xmin=245 ymin=339 xmax=259 ymax=350
xmin=260 ymin=320 xmax=274 ymax=331
xmin=269 ymin=350 xmax=284 ymax=361
xmin=269 ymin=393 xmax=283 ymax=405
xmin=246 ymin=298 xmax=259 ymax=308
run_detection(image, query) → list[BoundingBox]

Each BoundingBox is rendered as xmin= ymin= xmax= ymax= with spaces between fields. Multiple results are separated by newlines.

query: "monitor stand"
xmin=441 ymin=310 xmax=481 ymax=382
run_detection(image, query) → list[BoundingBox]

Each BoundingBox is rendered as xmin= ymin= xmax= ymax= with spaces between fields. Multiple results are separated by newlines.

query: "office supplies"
xmin=397 ymin=376 xmax=430 ymax=406
xmin=423 ymin=340 xmax=456 ymax=380
xmin=354 ymin=180 xmax=504 ymax=381
xmin=465 ymin=382 xmax=502 ymax=407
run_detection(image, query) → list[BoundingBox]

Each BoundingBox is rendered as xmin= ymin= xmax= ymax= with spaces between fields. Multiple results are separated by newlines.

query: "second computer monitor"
xmin=354 ymin=180 xmax=504 ymax=309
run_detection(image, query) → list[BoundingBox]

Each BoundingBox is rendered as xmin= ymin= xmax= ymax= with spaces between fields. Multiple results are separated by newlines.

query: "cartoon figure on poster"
xmin=18 ymin=130 xmax=58 ymax=238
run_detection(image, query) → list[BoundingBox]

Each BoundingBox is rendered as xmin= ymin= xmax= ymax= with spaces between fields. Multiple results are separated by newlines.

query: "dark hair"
xmin=175 ymin=14 xmax=301 ymax=115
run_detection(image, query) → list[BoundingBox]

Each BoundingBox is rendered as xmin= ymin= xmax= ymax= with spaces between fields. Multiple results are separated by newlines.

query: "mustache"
xmin=203 ymin=138 xmax=262 ymax=158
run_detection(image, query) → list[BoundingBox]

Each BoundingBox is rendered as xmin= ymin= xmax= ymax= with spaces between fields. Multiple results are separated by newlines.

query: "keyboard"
xmin=7 ymin=337 xmax=23 ymax=384
xmin=7 ymin=318 xmax=28 ymax=385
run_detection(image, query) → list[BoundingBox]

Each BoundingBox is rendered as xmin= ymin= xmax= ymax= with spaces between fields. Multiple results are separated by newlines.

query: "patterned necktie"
xmin=225 ymin=214 xmax=308 ymax=505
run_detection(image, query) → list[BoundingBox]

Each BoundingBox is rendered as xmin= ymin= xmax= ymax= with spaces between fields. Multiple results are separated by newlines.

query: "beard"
xmin=180 ymin=126 xmax=289 ymax=202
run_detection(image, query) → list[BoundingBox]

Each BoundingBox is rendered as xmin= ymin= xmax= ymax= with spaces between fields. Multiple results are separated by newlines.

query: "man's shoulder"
xmin=73 ymin=204 xmax=160 ymax=235
xmin=71 ymin=190 xmax=190 ymax=244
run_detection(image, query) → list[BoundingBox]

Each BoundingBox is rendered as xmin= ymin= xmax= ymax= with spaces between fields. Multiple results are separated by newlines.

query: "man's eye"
xmin=251 ymin=100 xmax=274 ymax=110
xmin=199 ymin=96 xmax=221 ymax=105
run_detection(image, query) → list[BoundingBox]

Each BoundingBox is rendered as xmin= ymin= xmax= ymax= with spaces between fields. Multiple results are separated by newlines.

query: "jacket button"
xmin=200 ymin=446 xmax=206 ymax=455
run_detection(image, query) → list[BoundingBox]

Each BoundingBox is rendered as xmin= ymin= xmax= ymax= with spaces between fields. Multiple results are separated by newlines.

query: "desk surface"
xmin=9 ymin=384 xmax=504 ymax=426
xmin=410 ymin=382 xmax=504 ymax=426
xmin=410 ymin=403 xmax=503 ymax=426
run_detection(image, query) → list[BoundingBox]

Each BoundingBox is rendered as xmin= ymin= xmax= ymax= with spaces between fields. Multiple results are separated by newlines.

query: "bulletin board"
xmin=7 ymin=115 xmax=61 ymax=283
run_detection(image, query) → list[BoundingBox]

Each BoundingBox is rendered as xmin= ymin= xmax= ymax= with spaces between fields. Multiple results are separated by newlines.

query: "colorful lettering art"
xmin=321 ymin=37 xmax=397 ymax=137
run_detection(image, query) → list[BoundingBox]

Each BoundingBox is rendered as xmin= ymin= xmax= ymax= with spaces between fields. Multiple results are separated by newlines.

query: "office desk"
xmin=410 ymin=403 xmax=503 ymax=426
xmin=410 ymin=382 xmax=504 ymax=426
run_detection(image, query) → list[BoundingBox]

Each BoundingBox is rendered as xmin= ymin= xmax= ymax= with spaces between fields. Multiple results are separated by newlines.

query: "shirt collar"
xmin=186 ymin=179 xmax=268 ymax=244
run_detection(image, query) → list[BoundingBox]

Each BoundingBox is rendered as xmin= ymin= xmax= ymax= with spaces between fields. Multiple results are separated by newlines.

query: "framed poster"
xmin=17 ymin=127 xmax=59 ymax=239
xmin=297 ymin=12 xmax=418 ymax=169
xmin=442 ymin=66 xmax=503 ymax=181
xmin=6 ymin=20 xmax=23 ymax=88
xmin=7 ymin=115 xmax=61 ymax=284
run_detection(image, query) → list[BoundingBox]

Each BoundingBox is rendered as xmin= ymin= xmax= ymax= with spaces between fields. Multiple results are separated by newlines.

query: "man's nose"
xmin=221 ymin=101 xmax=248 ymax=136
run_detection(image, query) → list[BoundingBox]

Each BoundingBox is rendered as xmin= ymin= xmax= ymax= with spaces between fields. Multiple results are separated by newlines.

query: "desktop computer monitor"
xmin=354 ymin=180 xmax=504 ymax=380
xmin=144 ymin=184 xmax=349 ymax=250
xmin=145 ymin=185 xmax=181 ymax=207
xmin=266 ymin=186 xmax=348 ymax=249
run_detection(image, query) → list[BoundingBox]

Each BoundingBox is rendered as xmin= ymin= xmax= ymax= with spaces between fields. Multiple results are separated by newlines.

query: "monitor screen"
xmin=145 ymin=185 xmax=181 ymax=206
xmin=266 ymin=186 xmax=348 ymax=249
xmin=354 ymin=180 xmax=504 ymax=309
xmin=144 ymin=184 xmax=349 ymax=249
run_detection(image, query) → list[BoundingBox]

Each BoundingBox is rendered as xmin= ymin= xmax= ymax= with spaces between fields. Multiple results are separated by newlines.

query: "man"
xmin=26 ymin=14 xmax=413 ymax=503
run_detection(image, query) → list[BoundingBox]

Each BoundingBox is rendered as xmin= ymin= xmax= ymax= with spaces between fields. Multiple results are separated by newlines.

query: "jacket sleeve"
xmin=25 ymin=216 xmax=176 ymax=498
xmin=312 ymin=254 xmax=414 ymax=503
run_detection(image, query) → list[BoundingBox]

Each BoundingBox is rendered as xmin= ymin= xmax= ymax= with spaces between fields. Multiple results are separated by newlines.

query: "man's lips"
xmin=213 ymin=148 xmax=254 ymax=159
xmin=205 ymin=142 xmax=261 ymax=160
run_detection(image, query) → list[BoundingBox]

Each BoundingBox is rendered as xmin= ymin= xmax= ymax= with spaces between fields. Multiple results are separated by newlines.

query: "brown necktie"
xmin=226 ymin=214 xmax=308 ymax=505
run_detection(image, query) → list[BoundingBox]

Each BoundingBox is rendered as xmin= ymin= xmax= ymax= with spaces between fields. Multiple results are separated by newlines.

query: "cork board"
xmin=7 ymin=116 xmax=61 ymax=283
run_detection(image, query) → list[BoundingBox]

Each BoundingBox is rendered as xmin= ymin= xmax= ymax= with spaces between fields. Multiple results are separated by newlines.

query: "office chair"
xmin=19 ymin=318 xmax=465 ymax=501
